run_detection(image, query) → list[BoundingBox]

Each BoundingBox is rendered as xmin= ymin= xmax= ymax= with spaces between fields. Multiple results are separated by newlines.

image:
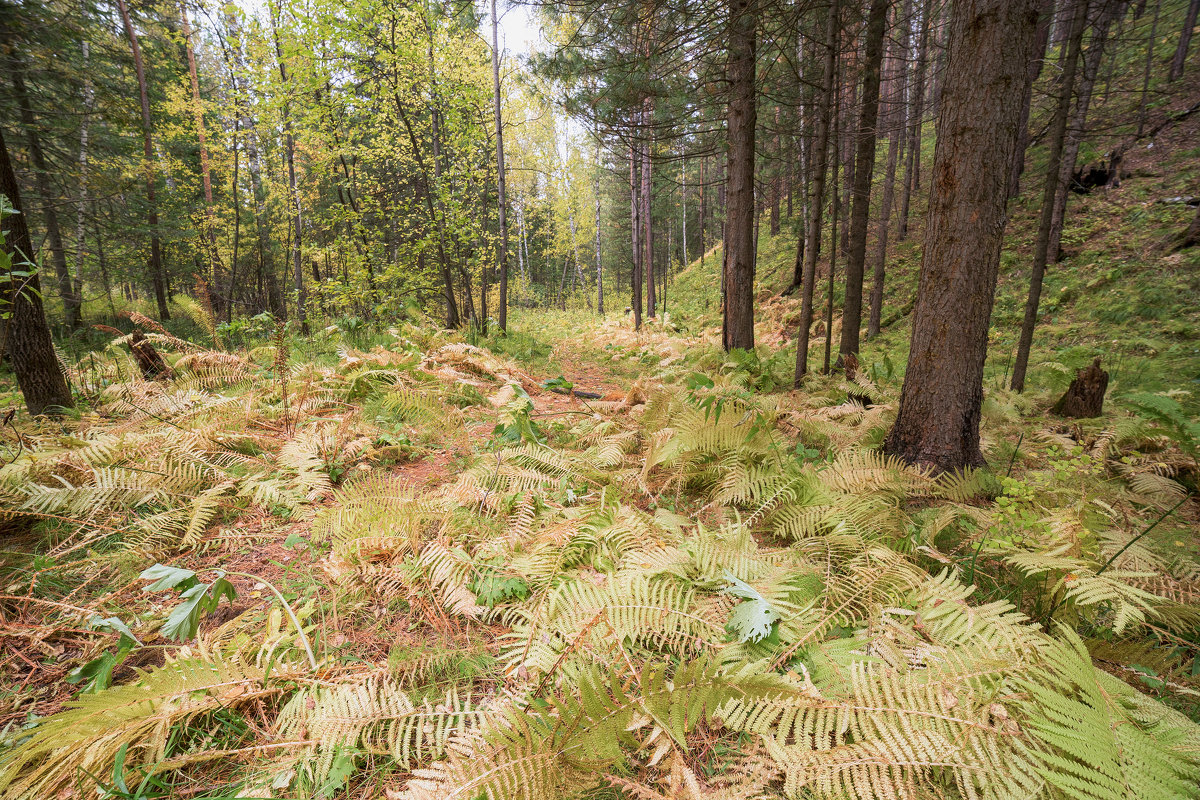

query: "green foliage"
xmin=139 ymin=564 xmax=236 ymax=642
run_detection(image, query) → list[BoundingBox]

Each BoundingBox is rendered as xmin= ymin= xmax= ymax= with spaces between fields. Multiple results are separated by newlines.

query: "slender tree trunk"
xmin=1012 ymin=0 xmax=1117 ymax=392
xmin=723 ymin=0 xmax=757 ymax=351
xmin=1170 ymin=0 xmax=1199 ymax=80
xmin=699 ymin=156 xmax=707 ymax=266
xmin=884 ymin=0 xmax=1042 ymax=471
xmin=180 ymin=4 xmax=224 ymax=319
xmin=116 ymin=0 xmax=169 ymax=320
xmin=227 ymin=7 xmax=282 ymax=319
xmin=593 ymin=131 xmax=604 ymax=315
xmin=10 ymin=69 xmax=81 ymax=331
xmin=74 ymin=37 xmax=93 ymax=326
xmin=630 ymin=141 xmax=643 ymax=329
xmin=491 ymin=0 xmax=509 ymax=331
xmin=642 ymin=98 xmax=656 ymax=318
xmin=1010 ymin=0 xmax=1056 ymax=198
xmin=271 ymin=9 xmax=307 ymax=334
xmin=794 ymin=0 xmax=839 ymax=384
xmin=838 ymin=0 xmax=889 ymax=364
xmin=824 ymin=92 xmax=840 ymax=375
xmin=770 ymin=105 xmax=781 ymax=236
xmin=899 ymin=0 xmax=933 ymax=241
xmin=1137 ymin=0 xmax=1162 ymax=136
xmin=0 ymin=127 xmax=74 ymax=415
xmin=868 ymin=0 xmax=909 ymax=340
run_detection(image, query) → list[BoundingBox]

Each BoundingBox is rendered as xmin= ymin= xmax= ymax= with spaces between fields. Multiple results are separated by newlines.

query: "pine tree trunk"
xmin=227 ymin=7 xmax=282 ymax=319
xmin=868 ymin=4 xmax=907 ymax=341
xmin=74 ymin=38 xmax=93 ymax=326
xmin=794 ymin=0 xmax=839 ymax=384
xmin=272 ymin=12 xmax=307 ymax=335
xmin=116 ymin=0 xmax=169 ymax=321
xmin=1137 ymin=0 xmax=1162 ymax=136
xmin=723 ymin=0 xmax=757 ymax=351
xmin=1170 ymin=0 xmax=1199 ymax=80
xmin=1009 ymin=0 xmax=1055 ymax=199
xmin=884 ymin=0 xmax=1042 ymax=472
xmin=642 ymin=100 xmax=656 ymax=319
xmin=180 ymin=4 xmax=225 ymax=320
xmin=630 ymin=141 xmax=643 ymax=329
xmin=899 ymin=0 xmax=933 ymax=241
xmin=0 ymin=127 xmax=74 ymax=416
xmin=1012 ymin=0 xmax=1116 ymax=392
xmin=839 ymin=0 xmax=889 ymax=363
xmin=10 ymin=68 xmax=81 ymax=331
xmin=490 ymin=0 xmax=509 ymax=331
xmin=595 ymin=128 xmax=604 ymax=315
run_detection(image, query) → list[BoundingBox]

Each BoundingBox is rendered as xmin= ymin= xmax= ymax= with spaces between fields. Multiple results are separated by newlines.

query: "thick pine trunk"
xmin=0 ymin=127 xmax=74 ymax=416
xmin=884 ymin=0 xmax=1041 ymax=472
xmin=794 ymin=0 xmax=839 ymax=384
xmin=116 ymin=0 xmax=169 ymax=321
xmin=723 ymin=0 xmax=757 ymax=351
xmin=838 ymin=0 xmax=889 ymax=364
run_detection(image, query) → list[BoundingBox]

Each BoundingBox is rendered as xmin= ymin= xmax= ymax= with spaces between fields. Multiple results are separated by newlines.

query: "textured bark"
xmin=129 ymin=330 xmax=172 ymax=380
xmin=10 ymin=67 xmax=82 ymax=331
xmin=794 ymin=0 xmax=839 ymax=384
xmin=491 ymin=0 xmax=509 ymax=331
xmin=180 ymin=4 xmax=224 ymax=319
xmin=1137 ymin=0 xmax=1162 ymax=136
xmin=838 ymin=0 xmax=889 ymax=363
xmin=0 ymin=127 xmax=74 ymax=416
xmin=630 ymin=142 xmax=642 ymax=330
xmin=272 ymin=14 xmax=307 ymax=335
xmin=1180 ymin=200 xmax=1200 ymax=248
xmin=1012 ymin=0 xmax=1119 ymax=392
xmin=116 ymin=0 xmax=169 ymax=321
xmin=1170 ymin=0 xmax=1199 ymax=80
xmin=1009 ymin=0 xmax=1055 ymax=199
xmin=595 ymin=130 xmax=604 ymax=315
xmin=898 ymin=0 xmax=933 ymax=241
xmin=1052 ymin=358 xmax=1108 ymax=417
xmin=227 ymin=8 xmax=282 ymax=319
xmin=723 ymin=0 xmax=757 ymax=351
xmin=642 ymin=98 xmax=656 ymax=318
xmin=883 ymin=0 xmax=1041 ymax=472
xmin=868 ymin=0 xmax=909 ymax=340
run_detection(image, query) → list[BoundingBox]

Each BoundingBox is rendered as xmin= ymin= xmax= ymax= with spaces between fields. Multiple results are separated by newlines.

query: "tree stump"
xmin=129 ymin=330 xmax=172 ymax=380
xmin=1052 ymin=358 xmax=1108 ymax=418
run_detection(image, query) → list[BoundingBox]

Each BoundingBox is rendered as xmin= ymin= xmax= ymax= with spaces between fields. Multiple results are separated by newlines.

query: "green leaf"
xmin=723 ymin=573 xmax=779 ymax=643
xmin=139 ymin=564 xmax=198 ymax=592
xmin=87 ymin=614 xmax=142 ymax=647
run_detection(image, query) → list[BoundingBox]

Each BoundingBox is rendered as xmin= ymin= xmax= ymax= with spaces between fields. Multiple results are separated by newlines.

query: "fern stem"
xmin=1094 ymin=494 xmax=1190 ymax=577
xmin=225 ymin=570 xmax=318 ymax=672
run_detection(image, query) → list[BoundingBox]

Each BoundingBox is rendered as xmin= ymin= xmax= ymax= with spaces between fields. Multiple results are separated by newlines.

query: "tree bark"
xmin=227 ymin=7 xmax=282 ymax=319
xmin=116 ymin=0 xmax=169 ymax=321
xmin=884 ymin=0 xmax=1041 ymax=472
xmin=1170 ymin=0 xmax=1199 ymax=80
xmin=898 ymin=0 xmax=933 ymax=241
xmin=1012 ymin=0 xmax=1117 ymax=392
xmin=630 ymin=141 xmax=643 ymax=329
xmin=180 ymin=4 xmax=225 ymax=320
xmin=794 ymin=0 xmax=839 ymax=384
xmin=491 ymin=0 xmax=509 ymax=332
xmin=723 ymin=0 xmax=757 ymax=351
xmin=74 ymin=37 xmax=93 ymax=326
xmin=9 ymin=67 xmax=82 ymax=331
xmin=1052 ymin=357 xmax=1108 ymax=417
xmin=868 ymin=0 xmax=909 ymax=339
xmin=1009 ymin=0 xmax=1056 ymax=199
xmin=642 ymin=98 xmax=656 ymax=319
xmin=838 ymin=0 xmax=889 ymax=364
xmin=271 ymin=8 xmax=307 ymax=335
xmin=0 ymin=126 xmax=74 ymax=416
xmin=1136 ymin=0 xmax=1162 ymax=136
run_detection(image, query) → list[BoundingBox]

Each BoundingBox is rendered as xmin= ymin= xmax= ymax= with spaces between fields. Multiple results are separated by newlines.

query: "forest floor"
xmin=2 ymin=302 xmax=1200 ymax=798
